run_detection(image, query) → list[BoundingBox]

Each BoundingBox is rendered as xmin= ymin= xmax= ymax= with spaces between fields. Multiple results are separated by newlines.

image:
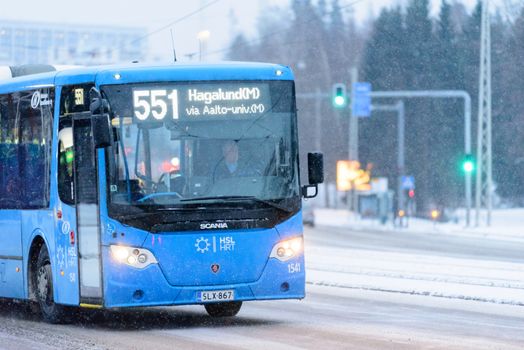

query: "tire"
xmin=204 ymin=301 xmax=242 ymax=317
xmin=36 ymin=246 xmax=69 ymax=323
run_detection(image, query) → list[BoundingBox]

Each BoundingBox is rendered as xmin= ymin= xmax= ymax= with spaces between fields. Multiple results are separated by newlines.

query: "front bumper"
xmin=102 ymin=247 xmax=305 ymax=308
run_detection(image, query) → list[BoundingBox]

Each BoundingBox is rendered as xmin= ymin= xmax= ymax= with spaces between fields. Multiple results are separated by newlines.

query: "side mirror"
xmin=92 ymin=113 xmax=112 ymax=149
xmin=302 ymin=152 xmax=324 ymax=199
xmin=89 ymin=87 xmax=112 ymax=149
xmin=308 ymin=152 xmax=324 ymax=185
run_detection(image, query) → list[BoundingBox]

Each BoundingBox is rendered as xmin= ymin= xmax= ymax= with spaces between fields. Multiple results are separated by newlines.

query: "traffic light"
xmin=408 ymin=189 xmax=415 ymax=199
xmin=332 ymin=83 xmax=347 ymax=108
xmin=462 ymin=154 xmax=475 ymax=173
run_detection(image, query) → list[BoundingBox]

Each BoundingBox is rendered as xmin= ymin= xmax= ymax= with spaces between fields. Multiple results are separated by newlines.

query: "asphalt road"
xmin=0 ymin=224 xmax=522 ymax=350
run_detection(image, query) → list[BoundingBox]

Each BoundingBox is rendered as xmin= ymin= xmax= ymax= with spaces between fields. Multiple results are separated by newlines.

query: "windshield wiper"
xmin=180 ymin=195 xmax=292 ymax=212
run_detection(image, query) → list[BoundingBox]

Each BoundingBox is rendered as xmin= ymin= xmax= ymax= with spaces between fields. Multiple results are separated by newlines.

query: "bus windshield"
xmin=102 ymin=80 xmax=299 ymax=217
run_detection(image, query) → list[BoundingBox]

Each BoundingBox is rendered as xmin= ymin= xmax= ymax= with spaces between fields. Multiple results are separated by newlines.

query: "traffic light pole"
xmin=348 ymin=68 xmax=359 ymax=212
xmin=348 ymin=68 xmax=359 ymax=161
xmin=298 ymin=89 xmax=472 ymax=227
xmin=371 ymin=101 xmax=405 ymax=217
xmin=370 ymin=90 xmax=472 ymax=227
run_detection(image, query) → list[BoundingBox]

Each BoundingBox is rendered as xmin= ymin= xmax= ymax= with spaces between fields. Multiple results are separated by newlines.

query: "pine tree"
xmin=494 ymin=7 xmax=524 ymax=201
xmin=404 ymin=0 xmax=433 ymax=88
xmin=360 ymin=7 xmax=406 ymax=190
xmin=430 ymin=0 xmax=464 ymax=207
xmin=287 ymin=0 xmax=334 ymax=185
xmin=403 ymin=0 xmax=436 ymax=211
xmin=362 ymin=6 xmax=406 ymax=90
xmin=323 ymin=0 xmax=351 ymax=177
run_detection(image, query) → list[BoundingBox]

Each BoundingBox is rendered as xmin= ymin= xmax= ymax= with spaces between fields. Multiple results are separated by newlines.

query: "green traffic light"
xmin=334 ymin=95 xmax=346 ymax=106
xmin=463 ymin=161 xmax=474 ymax=173
xmin=332 ymin=83 xmax=347 ymax=108
xmin=462 ymin=154 xmax=474 ymax=173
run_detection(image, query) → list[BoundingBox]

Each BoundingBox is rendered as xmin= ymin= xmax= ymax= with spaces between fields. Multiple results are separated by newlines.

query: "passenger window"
xmin=0 ymin=89 xmax=54 ymax=209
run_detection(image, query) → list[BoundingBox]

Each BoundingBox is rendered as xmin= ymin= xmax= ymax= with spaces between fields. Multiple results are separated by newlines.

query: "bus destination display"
xmin=133 ymin=83 xmax=271 ymax=123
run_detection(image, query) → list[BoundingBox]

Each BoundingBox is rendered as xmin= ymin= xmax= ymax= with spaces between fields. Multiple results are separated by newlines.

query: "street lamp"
xmin=197 ymin=30 xmax=210 ymax=61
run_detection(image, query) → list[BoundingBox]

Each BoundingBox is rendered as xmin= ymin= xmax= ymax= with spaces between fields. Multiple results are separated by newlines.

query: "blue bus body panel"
xmin=0 ymin=211 xmax=23 ymax=298
xmin=0 ymin=74 xmax=54 ymax=94
xmin=93 ymin=62 xmax=294 ymax=86
xmin=0 ymin=211 xmax=22 ymax=257
xmin=51 ymin=204 xmax=81 ymax=306
xmin=0 ymin=259 xmax=24 ymax=298
xmin=0 ymin=62 xmax=294 ymax=95
xmin=143 ymin=228 xmax=278 ymax=286
xmin=101 ymin=213 xmax=305 ymax=308
xmin=20 ymin=211 xmax=54 ymax=300
xmin=54 ymin=70 xmax=97 ymax=86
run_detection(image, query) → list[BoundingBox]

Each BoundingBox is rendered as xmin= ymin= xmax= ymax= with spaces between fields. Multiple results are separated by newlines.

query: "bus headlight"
xmin=110 ymin=245 xmax=158 ymax=268
xmin=269 ymin=237 xmax=303 ymax=262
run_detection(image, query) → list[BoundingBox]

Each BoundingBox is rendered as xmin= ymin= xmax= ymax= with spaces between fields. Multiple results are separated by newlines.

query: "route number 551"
xmin=133 ymin=89 xmax=179 ymax=121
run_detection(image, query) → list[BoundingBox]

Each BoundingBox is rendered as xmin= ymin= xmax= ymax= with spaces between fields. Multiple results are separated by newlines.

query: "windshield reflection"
xmin=102 ymin=81 xmax=299 ymax=214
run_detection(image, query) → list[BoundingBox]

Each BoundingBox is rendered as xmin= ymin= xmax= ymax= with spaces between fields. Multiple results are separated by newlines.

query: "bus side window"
xmin=58 ymin=122 xmax=74 ymax=205
xmin=0 ymin=89 xmax=53 ymax=209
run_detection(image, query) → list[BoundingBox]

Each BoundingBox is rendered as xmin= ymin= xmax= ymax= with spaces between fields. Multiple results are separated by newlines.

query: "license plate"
xmin=198 ymin=289 xmax=235 ymax=303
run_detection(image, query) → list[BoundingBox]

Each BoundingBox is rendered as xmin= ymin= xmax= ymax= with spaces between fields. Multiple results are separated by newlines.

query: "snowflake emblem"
xmin=195 ymin=237 xmax=210 ymax=253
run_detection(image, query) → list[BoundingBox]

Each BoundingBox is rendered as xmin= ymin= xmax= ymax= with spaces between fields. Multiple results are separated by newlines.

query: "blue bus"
xmin=0 ymin=62 xmax=323 ymax=323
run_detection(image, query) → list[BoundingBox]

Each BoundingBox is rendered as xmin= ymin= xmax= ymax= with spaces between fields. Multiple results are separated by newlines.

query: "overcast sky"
xmin=0 ymin=0 xmax=505 ymax=62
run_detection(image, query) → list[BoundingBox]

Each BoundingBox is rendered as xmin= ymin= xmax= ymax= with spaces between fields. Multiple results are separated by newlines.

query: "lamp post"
xmin=197 ymin=30 xmax=210 ymax=61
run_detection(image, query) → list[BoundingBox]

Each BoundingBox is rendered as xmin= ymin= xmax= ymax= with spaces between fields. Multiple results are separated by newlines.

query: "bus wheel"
xmin=36 ymin=246 xmax=67 ymax=323
xmin=204 ymin=301 xmax=242 ymax=317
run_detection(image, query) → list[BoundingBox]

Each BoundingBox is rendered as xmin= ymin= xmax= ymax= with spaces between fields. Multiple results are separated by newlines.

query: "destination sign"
xmin=132 ymin=83 xmax=271 ymax=123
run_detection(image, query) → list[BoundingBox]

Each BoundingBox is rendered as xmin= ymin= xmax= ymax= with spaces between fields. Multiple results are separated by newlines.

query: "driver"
xmin=213 ymin=140 xmax=255 ymax=179
xmin=213 ymin=140 xmax=263 ymax=179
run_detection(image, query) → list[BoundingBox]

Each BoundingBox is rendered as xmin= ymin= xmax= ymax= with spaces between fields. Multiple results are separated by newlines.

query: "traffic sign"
xmin=401 ymin=176 xmax=415 ymax=190
xmin=352 ymin=82 xmax=371 ymax=117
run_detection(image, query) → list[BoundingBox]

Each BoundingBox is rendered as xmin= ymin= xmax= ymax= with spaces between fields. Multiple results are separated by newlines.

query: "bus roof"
xmin=0 ymin=62 xmax=294 ymax=94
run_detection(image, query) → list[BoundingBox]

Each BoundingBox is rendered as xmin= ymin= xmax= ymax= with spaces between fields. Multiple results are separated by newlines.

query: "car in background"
xmin=302 ymin=200 xmax=315 ymax=227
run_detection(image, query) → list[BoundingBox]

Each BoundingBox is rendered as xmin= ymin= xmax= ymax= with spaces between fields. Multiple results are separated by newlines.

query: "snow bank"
xmin=314 ymin=208 xmax=524 ymax=241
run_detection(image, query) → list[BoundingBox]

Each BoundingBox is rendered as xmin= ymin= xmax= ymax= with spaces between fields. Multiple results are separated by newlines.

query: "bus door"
xmin=72 ymin=113 xmax=103 ymax=305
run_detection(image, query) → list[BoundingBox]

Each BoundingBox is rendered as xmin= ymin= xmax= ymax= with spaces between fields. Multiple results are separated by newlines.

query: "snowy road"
xmin=0 ymin=224 xmax=523 ymax=349
xmin=306 ymin=224 xmax=524 ymax=305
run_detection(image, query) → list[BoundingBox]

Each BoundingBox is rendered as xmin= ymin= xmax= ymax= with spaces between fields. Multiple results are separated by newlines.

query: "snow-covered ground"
xmin=314 ymin=207 xmax=524 ymax=241
xmin=306 ymin=208 xmax=524 ymax=306
xmin=306 ymin=244 xmax=524 ymax=306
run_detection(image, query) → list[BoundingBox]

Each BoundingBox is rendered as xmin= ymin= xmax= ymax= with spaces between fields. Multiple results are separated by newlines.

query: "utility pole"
xmin=476 ymin=0 xmax=493 ymax=226
xmin=348 ymin=67 xmax=359 ymax=162
xmin=348 ymin=67 xmax=358 ymax=212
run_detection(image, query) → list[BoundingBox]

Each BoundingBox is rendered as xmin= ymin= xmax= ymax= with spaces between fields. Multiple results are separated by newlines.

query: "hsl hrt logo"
xmin=195 ymin=237 xmax=210 ymax=253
